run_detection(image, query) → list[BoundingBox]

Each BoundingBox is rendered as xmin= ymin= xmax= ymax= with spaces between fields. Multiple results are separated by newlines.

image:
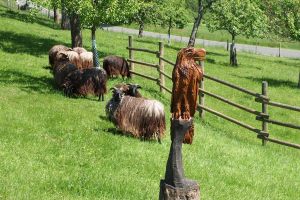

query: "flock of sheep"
xmin=48 ymin=44 xmax=166 ymax=142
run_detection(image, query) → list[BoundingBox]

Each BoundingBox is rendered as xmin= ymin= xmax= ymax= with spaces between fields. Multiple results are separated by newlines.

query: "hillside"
xmin=0 ymin=5 xmax=299 ymax=200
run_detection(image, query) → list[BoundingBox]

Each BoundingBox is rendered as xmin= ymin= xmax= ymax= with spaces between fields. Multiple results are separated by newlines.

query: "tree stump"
xmin=159 ymin=180 xmax=200 ymax=200
xmin=159 ymin=119 xmax=200 ymax=200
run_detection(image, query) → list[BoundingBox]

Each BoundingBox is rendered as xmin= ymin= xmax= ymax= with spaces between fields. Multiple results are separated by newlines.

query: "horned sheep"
xmin=106 ymin=88 xmax=166 ymax=142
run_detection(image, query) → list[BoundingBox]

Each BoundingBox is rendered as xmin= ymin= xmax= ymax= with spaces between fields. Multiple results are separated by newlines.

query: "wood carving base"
xmin=159 ymin=180 xmax=200 ymax=200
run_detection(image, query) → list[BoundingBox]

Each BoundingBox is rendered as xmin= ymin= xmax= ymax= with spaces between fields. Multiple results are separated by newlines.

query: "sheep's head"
xmin=114 ymin=83 xmax=142 ymax=97
xmin=111 ymin=87 xmax=124 ymax=102
xmin=127 ymin=83 xmax=142 ymax=97
xmin=56 ymin=51 xmax=69 ymax=62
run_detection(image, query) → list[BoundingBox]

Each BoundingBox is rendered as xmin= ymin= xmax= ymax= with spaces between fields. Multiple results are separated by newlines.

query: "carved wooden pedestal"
xmin=159 ymin=180 xmax=200 ymax=200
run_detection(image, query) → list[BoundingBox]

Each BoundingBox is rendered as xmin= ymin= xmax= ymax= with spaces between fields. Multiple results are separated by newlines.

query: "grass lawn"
xmin=123 ymin=22 xmax=300 ymax=51
xmin=0 ymin=5 xmax=300 ymax=200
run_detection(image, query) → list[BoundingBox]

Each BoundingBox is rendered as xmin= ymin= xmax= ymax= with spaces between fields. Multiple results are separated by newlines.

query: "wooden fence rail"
xmin=126 ymin=35 xmax=300 ymax=150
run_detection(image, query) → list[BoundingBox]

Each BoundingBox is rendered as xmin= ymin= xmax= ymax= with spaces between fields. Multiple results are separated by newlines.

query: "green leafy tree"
xmin=158 ymin=0 xmax=189 ymax=45
xmin=187 ymin=0 xmax=216 ymax=47
xmin=130 ymin=0 xmax=160 ymax=37
xmin=79 ymin=0 xmax=138 ymax=67
xmin=260 ymin=0 xmax=300 ymax=41
xmin=206 ymin=0 xmax=268 ymax=66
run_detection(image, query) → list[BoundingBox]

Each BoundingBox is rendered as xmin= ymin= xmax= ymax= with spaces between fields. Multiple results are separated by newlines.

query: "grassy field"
xmin=0 ymin=5 xmax=300 ymax=200
xmin=123 ymin=23 xmax=300 ymax=51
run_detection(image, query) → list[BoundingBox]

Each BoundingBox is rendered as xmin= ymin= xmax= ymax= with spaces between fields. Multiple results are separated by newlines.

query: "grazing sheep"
xmin=63 ymin=68 xmax=107 ymax=101
xmin=106 ymin=88 xmax=166 ymax=142
xmin=79 ymin=52 xmax=93 ymax=69
xmin=103 ymin=55 xmax=131 ymax=79
xmin=55 ymin=50 xmax=81 ymax=69
xmin=73 ymin=47 xmax=87 ymax=54
xmin=115 ymin=83 xmax=142 ymax=97
xmin=53 ymin=62 xmax=77 ymax=89
xmin=48 ymin=45 xmax=71 ymax=68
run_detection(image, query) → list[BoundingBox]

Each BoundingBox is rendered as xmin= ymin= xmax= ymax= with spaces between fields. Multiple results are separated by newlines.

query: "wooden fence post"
xmin=199 ymin=62 xmax=205 ymax=118
xmin=158 ymin=42 xmax=165 ymax=94
xmin=261 ymin=81 xmax=268 ymax=146
xmin=128 ymin=36 xmax=134 ymax=77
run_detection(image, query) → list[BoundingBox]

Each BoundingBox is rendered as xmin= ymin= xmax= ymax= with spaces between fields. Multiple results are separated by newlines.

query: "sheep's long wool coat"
xmin=171 ymin=47 xmax=204 ymax=144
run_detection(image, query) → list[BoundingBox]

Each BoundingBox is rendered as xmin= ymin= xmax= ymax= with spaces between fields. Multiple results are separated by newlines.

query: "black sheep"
xmin=63 ymin=68 xmax=107 ymax=101
xmin=103 ymin=55 xmax=131 ymax=79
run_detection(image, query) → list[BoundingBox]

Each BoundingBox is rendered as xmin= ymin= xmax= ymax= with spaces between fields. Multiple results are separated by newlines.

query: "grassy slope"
xmin=0 ymin=6 xmax=300 ymax=200
xmin=123 ymin=23 xmax=300 ymax=51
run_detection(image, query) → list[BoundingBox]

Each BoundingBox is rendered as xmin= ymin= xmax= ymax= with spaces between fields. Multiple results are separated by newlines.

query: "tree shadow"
xmin=0 ymin=6 xmax=60 ymax=30
xmin=234 ymin=75 xmax=298 ymax=88
xmin=0 ymin=69 xmax=57 ymax=94
xmin=0 ymin=30 xmax=69 ymax=56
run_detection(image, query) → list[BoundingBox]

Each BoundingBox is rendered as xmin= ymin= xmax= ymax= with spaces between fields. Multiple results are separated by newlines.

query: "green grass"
xmin=123 ymin=22 xmax=300 ymax=51
xmin=0 ymin=5 xmax=300 ymax=200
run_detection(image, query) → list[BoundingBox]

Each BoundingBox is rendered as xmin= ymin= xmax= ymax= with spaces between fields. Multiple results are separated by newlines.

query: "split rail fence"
xmin=127 ymin=36 xmax=300 ymax=150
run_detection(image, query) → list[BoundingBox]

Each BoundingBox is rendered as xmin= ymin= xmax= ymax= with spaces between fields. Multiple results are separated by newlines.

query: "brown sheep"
xmin=79 ymin=52 xmax=93 ymax=69
xmin=55 ymin=50 xmax=81 ymax=69
xmin=171 ymin=47 xmax=206 ymax=144
xmin=106 ymin=88 xmax=165 ymax=142
xmin=48 ymin=45 xmax=72 ymax=68
xmin=73 ymin=47 xmax=87 ymax=54
xmin=103 ymin=55 xmax=131 ymax=79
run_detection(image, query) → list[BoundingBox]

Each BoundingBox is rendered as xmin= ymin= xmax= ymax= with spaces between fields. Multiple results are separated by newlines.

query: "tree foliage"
xmin=206 ymin=0 xmax=268 ymax=41
xmin=260 ymin=0 xmax=300 ymax=41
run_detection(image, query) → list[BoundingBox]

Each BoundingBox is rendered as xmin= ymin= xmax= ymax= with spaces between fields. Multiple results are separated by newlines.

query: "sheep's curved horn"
xmin=136 ymin=84 xmax=142 ymax=89
xmin=110 ymin=87 xmax=117 ymax=91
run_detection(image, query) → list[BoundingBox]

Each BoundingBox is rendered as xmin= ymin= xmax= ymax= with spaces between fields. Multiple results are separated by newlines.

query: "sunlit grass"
xmin=0 ymin=5 xmax=299 ymax=200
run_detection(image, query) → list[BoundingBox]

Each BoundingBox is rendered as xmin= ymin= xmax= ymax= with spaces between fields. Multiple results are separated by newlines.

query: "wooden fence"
xmin=127 ymin=36 xmax=300 ymax=150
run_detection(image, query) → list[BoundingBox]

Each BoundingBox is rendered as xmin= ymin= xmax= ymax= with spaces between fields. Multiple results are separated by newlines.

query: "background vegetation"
xmin=0 ymin=4 xmax=299 ymax=199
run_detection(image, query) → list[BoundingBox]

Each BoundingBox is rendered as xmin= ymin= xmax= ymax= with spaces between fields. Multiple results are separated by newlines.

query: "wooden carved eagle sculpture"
xmin=171 ymin=47 xmax=206 ymax=144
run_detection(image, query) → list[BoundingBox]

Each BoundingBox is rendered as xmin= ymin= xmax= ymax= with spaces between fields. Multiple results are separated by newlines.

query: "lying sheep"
xmin=103 ymin=55 xmax=131 ymax=79
xmin=73 ymin=47 xmax=87 ymax=54
xmin=49 ymin=44 xmax=71 ymax=68
xmin=63 ymin=68 xmax=107 ymax=101
xmin=79 ymin=52 xmax=93 ymax=69
xmin=106 ymin=88 xmax=166 ymax=142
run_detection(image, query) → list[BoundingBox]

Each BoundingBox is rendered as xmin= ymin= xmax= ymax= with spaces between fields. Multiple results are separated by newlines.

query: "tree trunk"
xmin=53 ymin=6 xmax=58 ymax=24
xmin=70 ymin=12 xmax=82 ymax=48
xmin=187 ymin=0 xmax=204 ymax=47
xmin=61 ymin=0 xmax=70 ymax=30
xmin=230 ymin=35 xmax=237 ymax=66
xmin=138 ymin=21 xmax=144 ymax=38
xmin=91 ymin=25 xmax=100 ymax=68
xmin=168 ymin=17 xmax=172 ymax=46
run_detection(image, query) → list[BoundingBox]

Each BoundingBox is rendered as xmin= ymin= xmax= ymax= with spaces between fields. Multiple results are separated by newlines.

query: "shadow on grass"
xmin=234 ymin=75 xmax=298 ymax=88
xmin=0 ymin=69 xmax=57 ymax=94
xmin=0 ymin=30 xmax=69 ymax=56
xmin=0 ymin=6 xmax=60 ymax=30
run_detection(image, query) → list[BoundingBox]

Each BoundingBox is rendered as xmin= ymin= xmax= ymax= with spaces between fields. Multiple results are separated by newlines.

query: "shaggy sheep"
xmin=106 ymin=88 xmax=166 ymax=142
xmin=48 ymin=45 xmax=71 ymax=68
xmin=53 ymin=62 xmax=77 ymax=89
xmin=63 ymin=68 xmax=107 ymax=101
xmin=103 ymin=55 xmax=131 ymax=79
xmin=73 ymin=47 xmax=87 ymax=54
xmin=79 ymin=52 xmax=93 ymax=69
xmin=55 ymin=50 xmax=81 ymax=69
